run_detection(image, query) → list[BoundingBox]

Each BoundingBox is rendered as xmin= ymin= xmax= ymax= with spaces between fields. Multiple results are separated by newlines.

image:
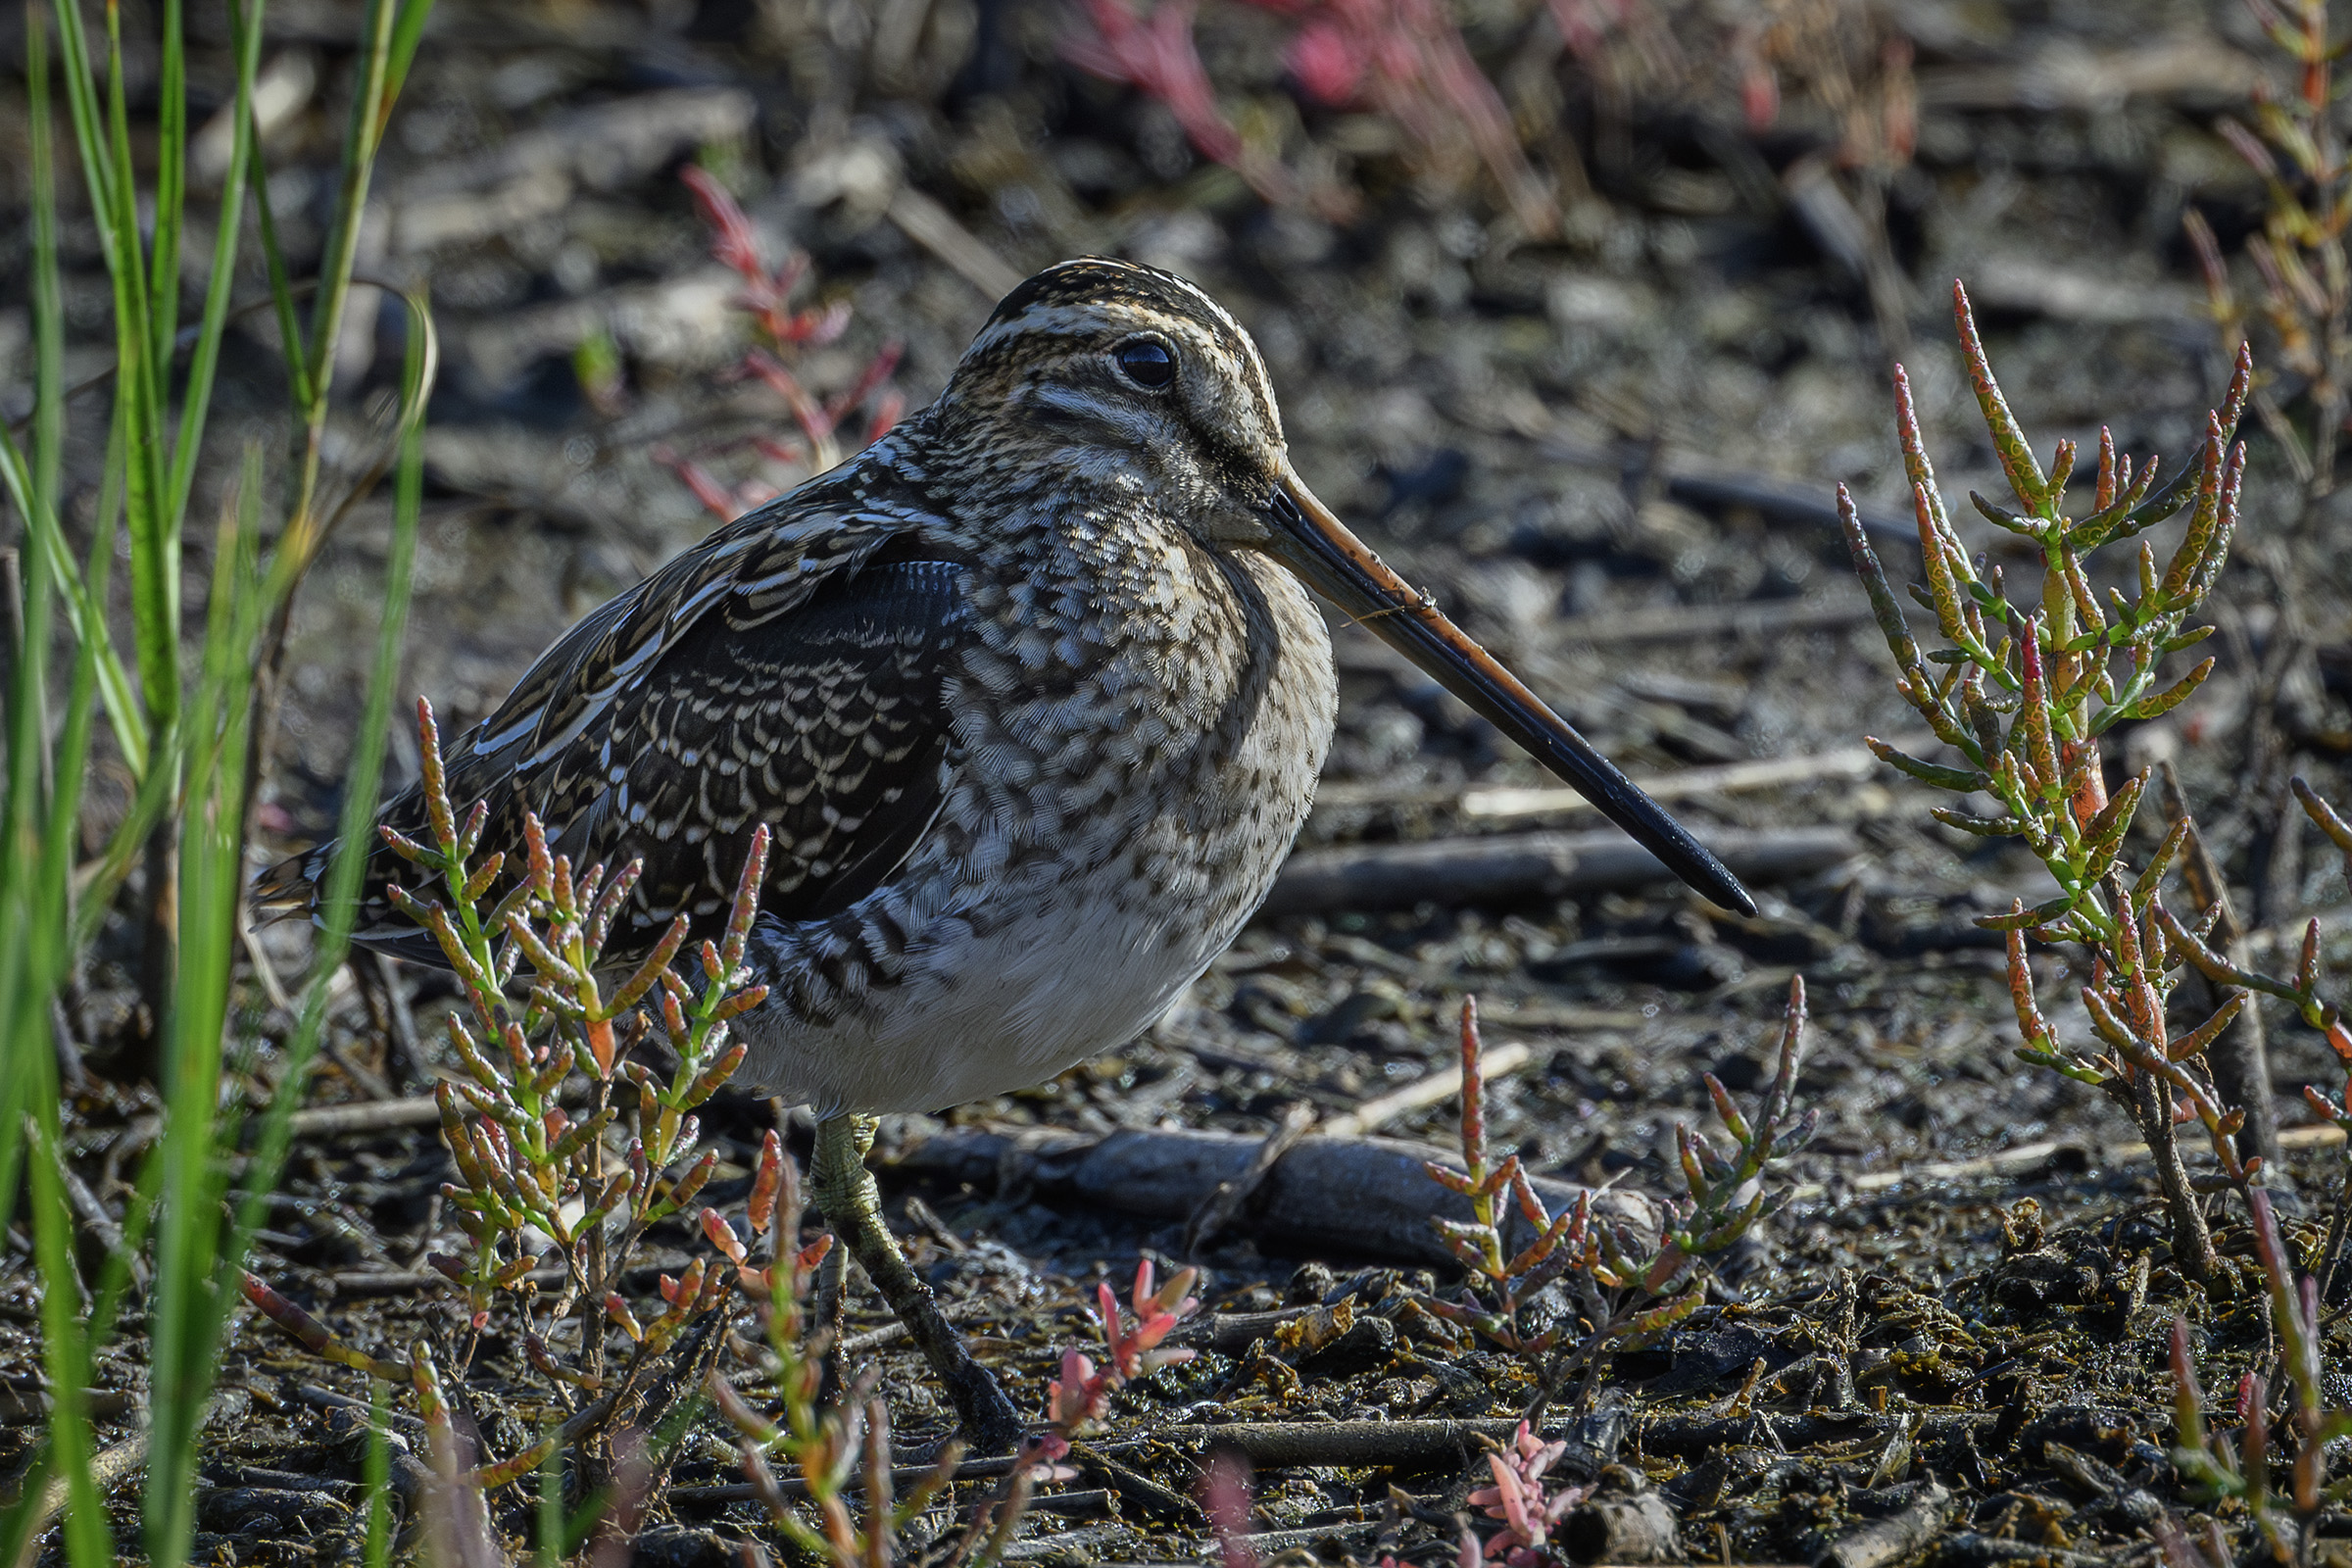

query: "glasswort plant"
xmin=1421 ymin=987 xmax=1814 ymax=1413
xmin=1840 ymin=281 xmax=2259 ymax=1283
xmin=245 ymin=698 xmax=773 ymax=1497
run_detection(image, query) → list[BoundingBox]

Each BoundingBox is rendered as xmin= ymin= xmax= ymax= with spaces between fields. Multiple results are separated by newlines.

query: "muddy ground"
xmin=5 ymin=0 xmax=2352 ymax=1562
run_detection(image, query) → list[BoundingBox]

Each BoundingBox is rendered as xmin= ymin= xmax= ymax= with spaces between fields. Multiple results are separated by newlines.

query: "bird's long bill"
xmin=1263 ymin=469 xmax=1758 ymax=916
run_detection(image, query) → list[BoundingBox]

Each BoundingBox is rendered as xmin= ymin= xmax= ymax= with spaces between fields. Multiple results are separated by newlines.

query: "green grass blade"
xmin=224 ymin=294 xmax=433 ymax=1270
xmin=383 ymin=0 xmax=439 ymax=131
xmin=167 ymin=0 xmax=267 ymax=530
xmin=33 ymin=1 xmax=150 ymax=770
xmin=0 ymin=19 xmax=107 ymax=1528
xmin=67 ymin=464 xmax=170 ymax=956
xmin=149 ymin=0 xmax=188 ymax=400
xmin=11 ymin=457 xmax=109 ymax=1265
xmin=143 ymin=450 xmax=268 ymax=1568
xmin=0 ymin=1 xmax=64 ymax=1076
xmin=0 ymin=537 xmax=53 ymax=1251
xmin=364 ymin=1384 xmax=393 ymax=1568
xmin=27 ymin=1 xmax=62 ymax=508
xmin=0 ymin=426 xmax=143 ymax=778
xmin=45 ymin=0 xmax=118 ymax=277
xmin=99 ymin=0 xmax=176 ymax=735
xmin=245 ymin=148 xmax=315 ymax=414
xmin=302 ymin=0 xmax=400 ymax=427
xmin=27 ymin=1113 xmax=107 ymax=1568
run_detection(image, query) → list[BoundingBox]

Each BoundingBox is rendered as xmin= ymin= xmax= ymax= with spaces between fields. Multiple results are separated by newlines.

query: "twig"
xmin=1816 ymin=1482 xmax=1955 ymax=1568
xmin=61 ymin=1165 xmax=146 ymax=1298
xmin=1553 ymin=594 xmax=1876 ymax=647
xmin=1316 ymin=738 xmax=1929 ymax=818
xmin=361 ymin=949 xmax=424 ymax=1091
xmin=835 ymin=1298 xmax=1002 ymax=1357
xmin=1261 ymin=825 xmax=1857 ymax=916
xmin=282 ymin=1097 xmax=442 ymax=1137
xmin=237 ymin=919 xmax=300 ymax=1016
xmin=1319 ymin=1043 xmax=1532 ymax=1140
xmin=885 ymin=188 xmax=1024 ymax=301
xmin=1534 ymin=444 xmax=1920 ymax=552
xmin=1787 ymin=1123 xmax=2346 ymax=1200
xmin=2154 ymin=760 xmax=2281 ymax=1168
xmin=1183 ymin=1101 xmax=1314 ymax=1256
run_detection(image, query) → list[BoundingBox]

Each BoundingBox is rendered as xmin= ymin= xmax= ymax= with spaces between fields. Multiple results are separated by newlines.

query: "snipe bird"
xmin=260 ymin=258 xmax=1751 ymax=1451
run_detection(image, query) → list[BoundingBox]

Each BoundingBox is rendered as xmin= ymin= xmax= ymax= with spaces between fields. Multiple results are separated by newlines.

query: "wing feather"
xmin=256 ymin=471 xmax=970 ymax=970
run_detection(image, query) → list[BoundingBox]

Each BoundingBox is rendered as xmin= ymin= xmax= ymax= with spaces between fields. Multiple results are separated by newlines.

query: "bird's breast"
xmin=940 ymin=510 xmax=1337 ymax=913
xmin=735 ymin=500 xmax=1338 ymax=1114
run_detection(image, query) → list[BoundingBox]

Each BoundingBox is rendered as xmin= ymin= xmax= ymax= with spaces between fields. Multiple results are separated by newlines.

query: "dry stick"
xmin=1314 ymin=737 xmax=1929 ymax=818
xmin=284 ymin=1097 xmax=443 ymax=1137
xmin=1182 ymin=1100 xmax=1314 ymax=1257
xmin=1458 ymin=747 xmax=1902 ymax=824
xmin=1320 ymin=1042 xmax=1533 ymax=1139
xmin=61 ymin=1164 xmax=147 ymax=1298
xmin=834 ymin=1298 xmax=1000 ymax=1358
xmin=364 ymin=949 xmax=425 ymax=1090
xmin=1261 ymin=825 xmax=1856 ymax=917
xmin=1785 ymin=1123 xmax=2346 ymax=1202
xmin=2155 ymin=760 xmax=2283 ymax=1170
xmin=1552 ymin=592 xmax=1876 ymax=647
xmin=1535 ymin=441 xmax=1921 ymax=554
xmin=885 ymin=187 xmax=1024 ymax=300
xmin=1816 ymin=1482 xmax=1955 ymax=1568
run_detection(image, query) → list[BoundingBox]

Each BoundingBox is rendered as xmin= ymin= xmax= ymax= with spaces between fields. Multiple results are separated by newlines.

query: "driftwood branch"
xmin=884 ymin=1123 xmax=1658 ymax=1266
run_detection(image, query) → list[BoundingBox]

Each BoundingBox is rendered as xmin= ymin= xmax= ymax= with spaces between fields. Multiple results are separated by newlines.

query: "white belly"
xmin=738 ymin=864 xmax=1231 ymax=1114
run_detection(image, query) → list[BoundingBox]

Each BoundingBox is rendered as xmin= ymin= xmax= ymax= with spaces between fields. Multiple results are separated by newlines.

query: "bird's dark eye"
xmin=1115 ymin=339 xmax=1176 ymax=389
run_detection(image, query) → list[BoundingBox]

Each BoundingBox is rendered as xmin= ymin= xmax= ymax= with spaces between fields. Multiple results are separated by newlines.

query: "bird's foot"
xmin=810 ymin=1114 xmax=1028 ymax=1454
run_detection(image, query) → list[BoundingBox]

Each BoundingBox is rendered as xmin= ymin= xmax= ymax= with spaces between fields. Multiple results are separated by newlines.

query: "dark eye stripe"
xmin=1115 ymin=339 xmax=1176 ymax=389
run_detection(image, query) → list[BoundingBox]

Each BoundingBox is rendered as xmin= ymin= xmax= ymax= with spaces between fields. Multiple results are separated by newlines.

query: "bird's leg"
xmin=808 ymin=1113 xmax=1026 ymax=1453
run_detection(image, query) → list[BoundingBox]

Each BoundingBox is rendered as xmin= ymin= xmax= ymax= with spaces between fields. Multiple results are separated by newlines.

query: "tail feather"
xmin=250 ymin=843 xmax=331 ymax=922
xmin=250 ymin=834 xmax=451 ymax=967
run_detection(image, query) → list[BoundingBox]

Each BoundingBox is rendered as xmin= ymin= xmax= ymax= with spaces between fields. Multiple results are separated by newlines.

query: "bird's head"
xmin=940 ymin=255 xmax=1290 ymax=537
xmin=944 ymin=257 xmax=1756 ymax=915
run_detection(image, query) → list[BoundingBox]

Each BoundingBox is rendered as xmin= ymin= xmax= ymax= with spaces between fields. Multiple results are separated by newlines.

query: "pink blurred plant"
xmin=1466 ymin=1421 xmax=1593 ymax=1566
xmin=664 ymin=167 xmax=906 ymax=521
xmin=2163 ymin=1188 xmax=2352 ymax=1568
xmin=1201 ymin=1452 xmax=1258 ymax=1568
xmin=1255 ymin=0 xmax=1557 ymax=235
xmin=682 ymin=165 xmax=854 ymax=351
xmin=965 ymin=1260 xmax=1200 ymax=1562
xmin=1045 ymin=1258 xmax=1200 ymax=1431
xmin=2181 ymin=0 xmax=2350 ymax=518
xmin=1063 ymin=0 xmax=1299 ymax=207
